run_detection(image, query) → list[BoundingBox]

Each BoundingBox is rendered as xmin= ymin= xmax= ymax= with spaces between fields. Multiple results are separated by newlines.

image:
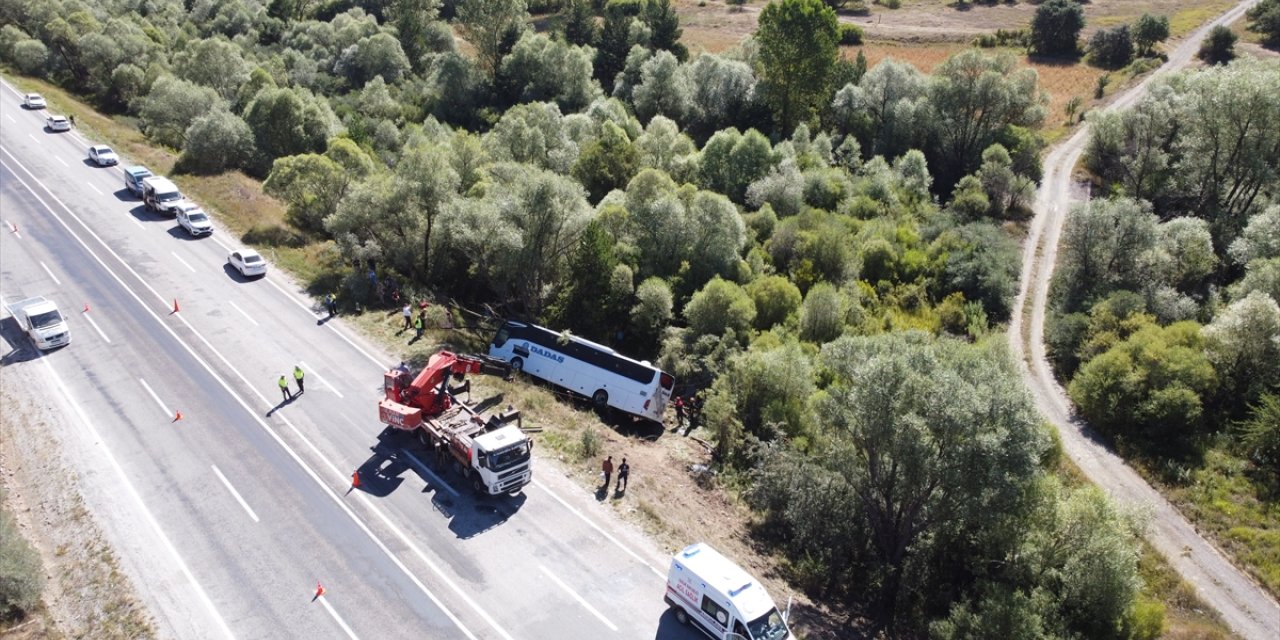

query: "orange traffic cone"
xmin=351 ymin=471 xmax=361 ymax=489
xmin=173 ymin=410 xmax=183 ymax=422
xmin=171 ymin=299 xmax=180 ymax=314
xmin=315 ymin=582 xmax=326 ymax=598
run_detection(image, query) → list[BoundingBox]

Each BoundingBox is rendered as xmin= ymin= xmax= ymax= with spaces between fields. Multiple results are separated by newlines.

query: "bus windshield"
xmin=747 ymin=609 xmax=789 ymax=640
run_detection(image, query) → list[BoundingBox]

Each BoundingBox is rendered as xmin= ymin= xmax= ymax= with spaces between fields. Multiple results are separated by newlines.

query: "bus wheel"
xmin=510 ymin=357 xmax=523 ymax=372
xmin=674 ymin=607 xmax=689 ymax=625
xmin=592 ymin=390 xmax=609 ymax=410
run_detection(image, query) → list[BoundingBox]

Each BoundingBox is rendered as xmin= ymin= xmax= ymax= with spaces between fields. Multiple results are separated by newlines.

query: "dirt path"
xmin=1009 ymin=1 xmax=1280 ymax=638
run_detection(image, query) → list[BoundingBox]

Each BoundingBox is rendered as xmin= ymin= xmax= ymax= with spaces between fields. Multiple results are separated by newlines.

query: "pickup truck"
xmin=8 ymin=296 xmax=71 ymax=350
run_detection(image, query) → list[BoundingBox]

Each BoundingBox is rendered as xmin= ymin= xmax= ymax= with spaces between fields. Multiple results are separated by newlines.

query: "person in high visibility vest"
xmin=278 ymin=375 xmax=292 ymax=401
xmin=294 ymin=365 xmax=305 ymax=394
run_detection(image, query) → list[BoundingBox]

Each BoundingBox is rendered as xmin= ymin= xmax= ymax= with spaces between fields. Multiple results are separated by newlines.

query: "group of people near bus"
xmin=671 ymin=394 xmax=702 ymax=431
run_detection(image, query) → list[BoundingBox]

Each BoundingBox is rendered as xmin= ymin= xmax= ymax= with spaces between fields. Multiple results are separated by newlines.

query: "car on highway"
xmin=227 ymin=249 xmax=266 ymax=277
xmin=87 ymin=145 xmax=119 ymax=166
xmin=8 ymin=296 xmax=71 ymax=350
xmin=22 ymin=93 xmax=46 ymax=109
xmin=46 ymin=115 xmax=71 ymax=132
xmin=176 ymin=205 xmax=213 ymax=237
xmin=123 ymin=165 xmax=152 ymax=196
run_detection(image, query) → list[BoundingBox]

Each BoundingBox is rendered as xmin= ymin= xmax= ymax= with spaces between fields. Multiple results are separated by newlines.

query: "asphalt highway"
xmin=0 ymin=78 xmax=705 ymax=640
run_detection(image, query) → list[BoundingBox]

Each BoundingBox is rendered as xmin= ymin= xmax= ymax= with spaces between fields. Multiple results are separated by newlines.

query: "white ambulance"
xmin=664 ymin=542 xmax=794 ymax=640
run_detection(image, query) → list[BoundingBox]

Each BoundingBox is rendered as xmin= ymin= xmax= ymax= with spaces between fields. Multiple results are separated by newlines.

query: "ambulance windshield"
xmin=747 ymin=608 xmax=789 ymax=640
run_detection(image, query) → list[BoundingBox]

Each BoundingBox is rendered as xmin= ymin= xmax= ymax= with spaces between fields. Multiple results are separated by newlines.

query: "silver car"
xmin=88 ymin=145 xmax=119 ymax=166
xmin=46 ymin=115 xmax=70 ymax=132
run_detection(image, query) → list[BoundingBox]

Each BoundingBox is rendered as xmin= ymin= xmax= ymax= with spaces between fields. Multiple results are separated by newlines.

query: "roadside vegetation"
xmin=0 ymin=0 xmax=1261 ymax=636
xmin=1050 ymin=59 xmax=1280 ymax=596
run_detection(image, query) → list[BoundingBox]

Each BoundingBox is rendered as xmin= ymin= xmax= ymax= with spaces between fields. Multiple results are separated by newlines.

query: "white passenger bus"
xmin=488 ymin=321 xmax=674 ymax=422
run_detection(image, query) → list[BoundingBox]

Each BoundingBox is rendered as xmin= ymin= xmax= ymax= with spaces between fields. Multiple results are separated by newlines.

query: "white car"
xmin=227 ymin=249 xmax=266 ymax=277
xmin=9 ymin=296 xmax=70 ymax=350
xmin=88 ymin=145 xmax=119 ymax=166
xmin=46 ymin=115 xmax=70 ymax=132
xmin=22 ymin=93 xmax=45 ymax=109
xmin=177 ymin=207 xmax=213 ymax=237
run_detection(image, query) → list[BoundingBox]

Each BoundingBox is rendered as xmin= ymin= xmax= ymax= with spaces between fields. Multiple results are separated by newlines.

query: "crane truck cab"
xmin=665 ymin=543 xmax=794 ymax=640
xmin=141 ymin=176 xmax=184 ymax=214
xmin=378 ymin=351 xmax=533 ymax=495
xmin=8 ymin=296 xmax=71 ymax=350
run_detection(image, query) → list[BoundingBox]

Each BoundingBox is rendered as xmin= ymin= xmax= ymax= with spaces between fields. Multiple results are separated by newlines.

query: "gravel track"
xmin=1009 ymin=2 xmax=1279 ymax=638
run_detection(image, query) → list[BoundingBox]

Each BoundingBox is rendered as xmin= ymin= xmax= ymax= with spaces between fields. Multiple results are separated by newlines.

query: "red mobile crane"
xmin=378 ymin=351 xmax=533 ymax=494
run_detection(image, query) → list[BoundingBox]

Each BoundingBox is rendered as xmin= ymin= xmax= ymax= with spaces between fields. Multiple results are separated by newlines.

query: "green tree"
xmin=396 ymin=139 xmax=463 ymax=276
xmin=642 ymin=0 xmax=686 ymax=60
xmin=10 ymin=38 xmax=47 ymax=76
xmin=1030 ymin=0 xmax=1085 ymax=56
xmin=499 ymin=32 xmax=601 ymax=111
xmin=572 ymin=120 xmax=639 ymax=202
xmin=1132 ymin=13 xmax=1170 ymax=56
xmin=746 ymin=275 xmax=802 ymax=330
xmin=562 ymin=0 xmax=598 ymax=47
xmin=798 ymin=281 xmax=845 ymax=343
xmin=683 ymin=53 xmax=763 ymax=140
xmin=1248 ymin=0 xmax=1280 ymax=48
xmin=930 ymin=222 xmax=1020 ymax=321
xmin=1068 ymin=321 xmax=1216 ymax=451
xmin=457 ymin=0 xmax=529 ymax=77
xmin=755 ymin=0 xmax=840 ymax=132
xmin=713 ymin=341 xmax=814 ymax=443
xmin=1197 ymin=25 xmax=1237 ymax=65
xmin=684 ymin=276 xmax=756 ymax=340
xmin=631 ymin=276 xmax=674 ymax=350
xmin=174 ymin=37 xmax=250 ymax=100
xmin=1203 ymin=291 xmax=1280 ymax=410
xmin=393 ymin=0 xmax=442 ymax=71
xmin=1237 ymin=393 xmax=1280 ymax=481
xmin=926 ymin=50 xmax=1047 ymax=190
xmin=264 ymin=154 xmax=349 ymax=233
xmin=632 ymin=50 xmax=690 ymax=123
xmin=1089 ymin=25 xmax=1133 ymax=69
xmin=549 ymin=220 xmax=620 ymax=339
xmin=830 ymin=58 xmax=927 ymax=160
xmin=139 ymin=75 xmax=226 ymax=149
xmin=1229 ymin=205 xmax=1280 ymax=265
xmin=1054 ymin=197 xmax=1159 ymax=309
xmin=243 ymin=86 xmax=338 ymax=176
xmin=593 ymin=4 xmax=634 ymax=88
xmin=177 ymin=109 xmax=255 ymax=175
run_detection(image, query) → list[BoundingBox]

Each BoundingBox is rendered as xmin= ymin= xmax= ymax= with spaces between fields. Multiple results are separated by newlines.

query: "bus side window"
xmin=493 ymin=327 xmax=509 ymax=347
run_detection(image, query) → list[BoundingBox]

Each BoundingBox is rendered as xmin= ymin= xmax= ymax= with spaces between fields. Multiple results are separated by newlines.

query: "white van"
xmin=664 ymin=543 xmax=794 ymax=640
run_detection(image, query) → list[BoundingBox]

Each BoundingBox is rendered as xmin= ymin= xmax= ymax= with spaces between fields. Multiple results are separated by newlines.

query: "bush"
xmin=1030 ymin=0 xmax=1085 ymax=56
xmin=0 ymin=499 xmax=44 ymax=622
xmin=839 ymin=23 xmax=863 ymax=45
xmin=1246 ymin=0 xmax=1280 ymax=49
xmin=1089 ymin=25 xmax=1133 ymax=69
xmin=578 ymin=427 xmax=602 ymax=460
xmin=1197 ymin=25 xmax=1237 ymax=65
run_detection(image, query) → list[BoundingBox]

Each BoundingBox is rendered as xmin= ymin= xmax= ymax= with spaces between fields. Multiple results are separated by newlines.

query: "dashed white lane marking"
xmin=4 ymin=112 xmax=14 ymax=122
xmin=87 ymin=182 xmax=102 ymax=195
xmin=298 ymin=360 xmax=343 ymax=398
xmin=317 ymin=596 xmax=360 ymax=640
xmin=397 ymin=448 xmax=460 ymax=498
xmin=138 ymin=378 xmax=171 ymax=417
xmin=43 ymin=361 xmax=236 ymax=639
xmin=27 ymin=133 xmax=38 ymax=144
xmin=171 ymin=251 xmax=196 ymax=273
xmin=228 ymin=300 xmax=259 ymax=326
xmin=2 ymin=148 xmax=489 ymax=640
xmin=56 ymin=155 xmax=68 ymax=167
xmin=211 ymin=465 xmax=260 ymax=523
xmin=539 ymin=564 xmax=618 ymax=632
xmin=532 ymin=479 xmax=665 ymax=579
xmin=39 ymin=261 xmax=61 ymax=285
xmin=81 ymin=312 xmax=110 ymax=343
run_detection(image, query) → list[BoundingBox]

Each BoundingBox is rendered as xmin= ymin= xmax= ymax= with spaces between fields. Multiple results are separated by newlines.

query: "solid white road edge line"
xmin=531 ymin=479 xmax=665 ymax=579
xmin=227 ymin=300 xmax=260 ymax=326
xmin=0 ymin=153 xmax=484 ymax=640
xmin=81 ymin=312 xmax=110 ymax=343
xmin=139 ymin=378 xmax=172 ymax=418
xmin=262 ymin=277 xmax=386 ymax=370
xmin=211 ymin=465 xmax=260 ymax=523
xmin=397 ymin=448 xmax=461 ymax=499
xmin=41 ymin=359 xmax=237 ymax=640
xmin=171 ymin=251 xmax=196 ymax=273
xmin=39 ymin=260 xmax=62 ymax=285
xmin=298 ymin=360 xmax=343 ymax=398
xmin=130 ymin=216 xmax=144 ymax=230
xmin=318 ymin=596 xmax=361 ymax=640
xmin=538 ymin=564 xmax=619 ymax=632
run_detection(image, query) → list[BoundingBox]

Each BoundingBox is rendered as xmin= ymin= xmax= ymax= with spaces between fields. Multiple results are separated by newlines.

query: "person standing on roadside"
xmin=601 ymin=455 xmax=614 ymax=489
xmin=402 ymin=303 xmax=412 ymax=329
xmin=325 ymin=292 xmax=338 ymax=316
xmin=674 ymin=396 xmax=685 ymax=429
xmin=294 ymin=365 xmax=305 ymax=394
xmin=616 ymin=458 xmax=630 ymax=492
xmin=413 ymin=313 xmax=425 ymax=339
xmin=278 ymin=375 xmax=292 ymax=401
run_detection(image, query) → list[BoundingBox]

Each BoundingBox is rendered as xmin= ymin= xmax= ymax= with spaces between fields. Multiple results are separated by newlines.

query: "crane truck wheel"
xmin=472 ymin=477 xmax=484 ymax=493
xmin=674 ymin=607 xmax=689 ymax=625
xmin=417 ymin=430 xmax=430 ymax=447
xmin=592 ymin=389 xmax=608 ymax=410
xmin=510 ymin=357 xmax=523 ymax=372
